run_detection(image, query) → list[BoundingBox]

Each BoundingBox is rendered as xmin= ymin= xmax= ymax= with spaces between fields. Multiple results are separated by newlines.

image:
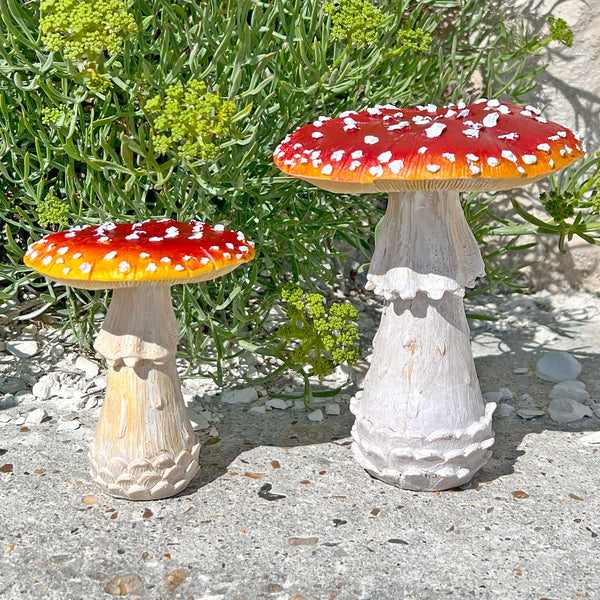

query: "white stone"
xmin=517 ymin=407 xmax=545 ymax=419
xmin=75 ymin=356 xmax=100 ymax=379
xmin=25 ymin=408 xmax=47 ymax=425
xmin=579 ymin=431 xmax=600 ymax=445
xmin=519 ymin=393 xmax=534 ymax=408
xmin=57 ymin=420 xmax=82 ymax=432
xmin=498 ymin=388 xmax=513 ymax=401
xmin=483 ymin=391 xmax=503 ymax=403
xmin=536 ymin=351 xmax=582 ymax=383
xmin=32 ymin=374 xmax=60 ymax=400
xmin=265 ymin=398 xmax=288 ymax=410
xmin=92 ymin=376 xmax=107 ymax=391
xmin=308 ymin=409 xmax=324 ymax=422
xmin=293 ymin=399 xmax=306 ymax=411
xmin=548 ymin=397 xmax=593 ymax=424
xmin=6 ymin=340 xmax=39 ymax=358
xmin=221 ymin=388 xmax=258 ymax=405
xmin=325 ymin=402 xmax=341 ymax=416
xmin=186 ymin=408 xmax=210 ymax=430
xmin=513 ymin=367 xmax=529 ymax=374
xmin=496 ymin=403 xmax=515 ymax=418
xmin=549 ymin=380 xmax=590 ymax=403
xmin=533 ymin=325 xmax=558 ymax=344
xmin=249 ymin=405 xmax=267 ymax=414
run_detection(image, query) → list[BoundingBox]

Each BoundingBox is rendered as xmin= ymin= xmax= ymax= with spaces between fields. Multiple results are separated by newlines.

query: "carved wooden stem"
xmin=90 ymin=286 xmax=199 ymax=500
xmin=351 ymin=190 xmax=496 ymax=491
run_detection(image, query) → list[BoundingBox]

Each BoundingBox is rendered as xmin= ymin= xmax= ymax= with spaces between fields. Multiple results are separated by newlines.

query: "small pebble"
xmin=549 ymin=381 xmax=590 ymax=404
xmin=6 ymin=340 xmax=39 ymax=359
xmin=496 ymin=404 xmax=515 ymax=418
xmin=25 ymin=408 xmax=47 ymax=425
xmin=249 ymin=405 xmax=266 ymax=414
xmin=265 ymin=398 xmax=289 ymax=410
xmin=221 ymin=388 xmax=258 ymax=405
xmin=57 ymin=420 xmax=81 ymax=432
xmin=186 ymin=408 xmax=210 ymax=430
xmin=517 ymin=408 xmax=545 ymax=419
xmin=308 ymin=409 xmax=324 ymax=422
xmin=513 ymin=367 xmax=529 ymax=375
xmin=325 ymin=402 xmax=340 ymax=416
xmin=32 ymin=374 xmax=60 ymax=400
xmin=548 ymin=398 xmax=593 ymax=424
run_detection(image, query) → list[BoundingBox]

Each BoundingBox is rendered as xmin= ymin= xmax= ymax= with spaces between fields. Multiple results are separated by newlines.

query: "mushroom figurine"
xmin=24 ymin=218 xmax=255 ymax=500
xmin=274 ymin=100 xmax=584 ymax=491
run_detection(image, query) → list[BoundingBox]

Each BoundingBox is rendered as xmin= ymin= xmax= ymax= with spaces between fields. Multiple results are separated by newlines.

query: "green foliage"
xmin=40 ymin=0 xmax=136 ymax=60
xmin=548 ymin=16 xmax=573 ymax=48
xmin=0 ymin=0 xmax=581 ymax=379
xmin=323 ymin=0 xmax=384 ymax=47
xmin=146 ymin=79 xmax=237 ymax=160
xmin=278 ymin=283 xmax=359 ymax=377
xmin=35 ymin=188 xmax=71 ymax=228
xmin=492 ymin=153 xmax=600 ymax=254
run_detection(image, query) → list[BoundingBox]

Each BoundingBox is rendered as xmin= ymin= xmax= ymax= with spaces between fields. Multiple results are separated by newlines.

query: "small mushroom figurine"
xmin=24 ymin=218 xmax=255 ymax=500
xmin=274 ymin=100 xmax=584 ymax=491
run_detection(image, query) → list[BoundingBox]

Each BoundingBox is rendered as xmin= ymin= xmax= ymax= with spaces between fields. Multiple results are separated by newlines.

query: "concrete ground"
xmin=1 ymin=291 xmax=600 ymax=599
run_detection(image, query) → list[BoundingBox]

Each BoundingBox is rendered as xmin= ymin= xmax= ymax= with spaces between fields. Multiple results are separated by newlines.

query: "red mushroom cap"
xmin=23 ymin=219 xmax=255 ymax=289
xmin=273 ymin=99 xmax=585 ymax=193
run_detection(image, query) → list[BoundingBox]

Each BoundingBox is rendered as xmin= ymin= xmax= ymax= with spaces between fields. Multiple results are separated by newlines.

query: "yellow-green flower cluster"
xmin=278 ymin=283 xmax=359 ymax=379
xmin=548 ymin=16 xmax=573 ymax=48
xmin=541 ymin=189 xmax=576 ymax=221
xmin=36 ymin=189 xmax=70 ymax=228
xmin=41 ymin=105 xmax=73 ymax=127
xmin=323 ymin=0 xmax=384 ymax=48
xmin=39 ymin=0 xmax=136 ymax=61
xmin=398 ymin=27 xmax=432 ymax=53
xmin=146 ymin=79 xmax=236 ymax=161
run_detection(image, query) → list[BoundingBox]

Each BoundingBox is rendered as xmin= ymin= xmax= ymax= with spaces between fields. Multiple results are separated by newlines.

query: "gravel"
xmin=1 ymin=288 xmax=600 ymax=598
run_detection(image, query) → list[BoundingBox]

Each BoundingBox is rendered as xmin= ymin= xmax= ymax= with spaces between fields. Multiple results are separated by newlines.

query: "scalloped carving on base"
xmin=351 ymin=401 xmax=496 ymax=491
xmin=90 ymin=442 xmax=200 ymax=500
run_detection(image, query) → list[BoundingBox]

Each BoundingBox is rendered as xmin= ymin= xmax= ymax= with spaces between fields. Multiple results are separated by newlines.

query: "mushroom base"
xmin=351 ymin=293 xmax=496 ymax=491
xmin=90 ymin=286 xmax=199 ymax=500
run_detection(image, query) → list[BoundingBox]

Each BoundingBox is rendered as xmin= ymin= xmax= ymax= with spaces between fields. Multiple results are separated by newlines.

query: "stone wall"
xmin=503 ymin=1 xmax=600 ymax=293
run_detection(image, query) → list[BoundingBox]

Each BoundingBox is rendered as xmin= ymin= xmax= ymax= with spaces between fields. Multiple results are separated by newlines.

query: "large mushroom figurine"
xmin=24 ymin=218 xmax=255 ymax=500
xmin=274 ymin=100 xmax=584 ymax=491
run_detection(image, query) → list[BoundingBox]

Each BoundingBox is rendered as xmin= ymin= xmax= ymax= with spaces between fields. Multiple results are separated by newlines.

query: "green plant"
xmin=247 ymin=283 xmax=359 ymax=408
xmin=0 ymin=0 xmax=579 ymax=381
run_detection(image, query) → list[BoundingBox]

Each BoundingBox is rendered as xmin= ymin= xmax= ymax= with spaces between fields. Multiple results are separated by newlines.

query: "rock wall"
xmin=502 ymin=1 xmax=600 ymax=293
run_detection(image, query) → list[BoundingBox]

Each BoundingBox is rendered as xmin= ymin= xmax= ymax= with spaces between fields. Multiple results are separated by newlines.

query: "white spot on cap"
xmin=351 ymin=150 xmax=363 ymax=159
xmin=457 ymin=109 xmax=470 ymax=118
xmin=339 ymin=110 xmax=358 ymax=118
xmin=364 ymin=135 xmax=379 ymax=145
xmin=343 ymin=117 xmax=358 ymax=131
xmin=388 ymin=160 xmax=404 ymax=174
xmin=214 ymin=224 xmax=225 ymax=232
xmin=321 ymin=164 xmax=333 ymax=175
xmin=557 ymin=131 xmax=567 ymax=138
xmin=149 ymin=236 xmax=163 ymax=242
xmin=310 ymin=150 xmax=321 ymax=160
xmin=413 ymin=115 xmax=432 ymax=125
xmin=369 ymin=165 xmax=383 ymax=177
xmin=73 ymin=253 xmax=82 ymax=259
xmin=418 ymin=146 xmax=428 ymax=154
xmin=537 ymin=143 xmax=551 ymax=152
xmin=146 ymin=263 xmax=157 ymax=272
xmin=98 ymin=236 xmax=109 ymax=243
xmin=522 ymin=154 xmax=537 ymax=164
xmin=312 ymin=131 xmax=324 ymax=139
xmin=497 ymin=105 xmax=511 ymax=114
xmin=526 ymin=105 xmax=542 ymax=115
xmin=367 ymin=107 xmax=382 ymax=115
xmin=56 ymin=258 xmax=64 ymax=264
xmin=487 ymin=99 xmax=500 ymax=107
xmin=125 ymin=233 xmax=140 ymax=240
xmin=331 ymin=150 xmax=345 ymax=161
xmin=118 ymin=261 xmax=130 ymax=272
xmin=501 ymin=150 xmax=517 ymax=162
xmin=62 ymin=267 xmax=71 ymax=275
xmin=549 ymin=159 xmax=555 ymax=168
xmin=210 ymin=246 xmax=219 ymax=251
xmin=104 ymin=251 xmax=117 ymax=260
xmin=79 ymin=262 xmax=92 ymax=273
xmin=313 ymin=120 xmax=323 ymax=127
xmin=164 ymin=226 xmax=179 ymax=238
xmin=498 ymin=132 xmax=519 ymax=140
xmin=444 ymin=109 xmax=457 ymax=118
xmin=42 ymin=256 xmax=52 ymax=265
xmin=426 ymin=164 xmax=441 ymax=173
xmin=29 ymin=251 xmax=39 ymax=260
xmin=160 ymin=257 xmax=171 ymax=263
xmin=424 ymin=122 xmax=446 ymax=138
xmin=565 ymin=145 xmax=573 ymax=154
xmin=387 ymin=121 xmax=409 ymax=131
xmin=463 ymin=129 xmax=480 ymax=138
xmin=466 ymin=154 xmax=479 ymax=162
xmin=482 ymin=112 xmax=499 ymax=128
xmin=312 ymin=159 xmax=322 ymax=167
xmin=536 ymin=115 xmax=548 ymax=123
xmin=426 ymin=103 xmax=437 ymax=113
xmin=226 ymin=243 xmax=235 ymax=249
xmin=174 ymin=265 xmax=185 ymax=271
xmin=349 ymin=161 xmax=361 ymax=171
xmin=487 ymin=157 xmax=500 ymax=167
xmin=520 ymin=110 xmax=533 ymax=117
xmin=560 ymin=149 xmax=566 ymax=156
xmin=57 ymin=246 xmax=69 ymax=255
xmin=139 ymin=252 xmax=150 ymax=258
xmin=548 ymin=135 xmax=560 ymax=141
xmin=200 ymin=257 xmax=210 ymax=265
xmin=469 ymin=164 xmax=481 ymax=175
xmin=377 ymin=151 xmax=392 ymax=163
xmin=442 ymin=153 xmax=455 ymax=163
xmin=65 ymin=232 xmax=76 ymax=238
xmin=517 ymin=166 xmax=526 ymax=174
xmin=239 ymin=245 xmax=249 ymax=252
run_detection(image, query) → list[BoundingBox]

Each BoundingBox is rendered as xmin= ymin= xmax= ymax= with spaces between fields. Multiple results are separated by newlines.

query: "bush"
xmin=0 ymin=0 xmax=587 ymax=381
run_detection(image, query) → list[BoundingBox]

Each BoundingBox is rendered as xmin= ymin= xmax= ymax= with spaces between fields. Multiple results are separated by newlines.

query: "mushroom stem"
xmin=90 ymin=286 xmax=199 ymax=500
xmin=351 ymin=190 xmax=495 ymax=491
